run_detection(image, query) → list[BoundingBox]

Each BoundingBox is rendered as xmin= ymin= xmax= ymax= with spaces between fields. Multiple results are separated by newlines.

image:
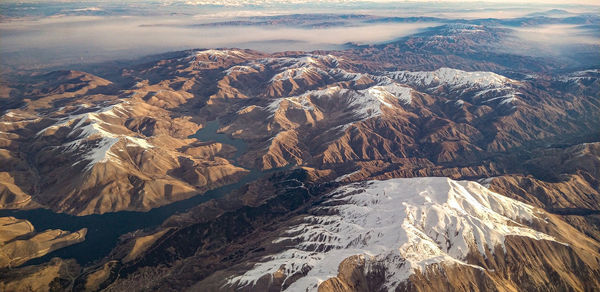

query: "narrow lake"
xmin=0 ymin=120 xmax=273 ymax=266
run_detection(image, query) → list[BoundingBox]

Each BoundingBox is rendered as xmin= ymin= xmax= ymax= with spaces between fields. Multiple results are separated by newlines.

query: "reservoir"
xmin=0 ymin=120 xmax=277 ymax=267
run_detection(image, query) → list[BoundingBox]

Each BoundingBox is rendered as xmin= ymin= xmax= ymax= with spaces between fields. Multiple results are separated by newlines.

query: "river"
xmin=0 ymin=120 xmax=274 ymax=267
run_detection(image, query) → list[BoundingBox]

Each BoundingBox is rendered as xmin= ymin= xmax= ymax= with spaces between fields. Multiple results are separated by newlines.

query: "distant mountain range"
xmin=1 ymin=10 xmax=599 ymax=292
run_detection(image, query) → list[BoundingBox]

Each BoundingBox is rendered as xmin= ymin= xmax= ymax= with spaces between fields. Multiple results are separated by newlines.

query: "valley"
xmin=0 ymin=6 xmax=599 ymax=291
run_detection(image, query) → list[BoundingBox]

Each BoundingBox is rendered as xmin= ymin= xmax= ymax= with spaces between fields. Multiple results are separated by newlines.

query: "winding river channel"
xmin=0 ymin=120 xmax=274 ymax=266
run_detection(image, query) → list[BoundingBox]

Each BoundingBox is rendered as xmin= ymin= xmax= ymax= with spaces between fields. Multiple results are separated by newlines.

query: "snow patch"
xmin=225 ymin=65 xmax=261 ymax=75
xmin=265 ymin=83 xmax=411 ymax=121
xmin=269 ymin=66 xmax=329 ymax=82
xmin=193 ymin=49 xmax=248 ymax=63
xmin=266 ymin=96 xmax=315 ymax=113
xmin=388 ymin=68 xmax=520 ymax=105
xmin=266 ymin=55 xmax=342 ymax=83
xmin=38 ymin=101 xmax=152 ymax=171
xmin=389 ymin=67 xmax=512 ymax=89
xmin=558 ymin=69 xmax=599 ymax=83
xmin=227 ymin=177 xmax=559 ymax=291
xmin=334 ymin=169 xmax=362 ymax=182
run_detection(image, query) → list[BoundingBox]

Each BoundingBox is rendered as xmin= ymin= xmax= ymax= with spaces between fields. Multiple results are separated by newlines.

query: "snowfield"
xmin=227 ymin=177 xmax=560 ymax=291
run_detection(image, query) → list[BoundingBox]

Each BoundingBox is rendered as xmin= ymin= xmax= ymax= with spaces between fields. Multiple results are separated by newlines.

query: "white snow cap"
xmin=227 ymin=177 xmax=559 ymax=291
xmin=388 ymin=67 xmax=520 ymax=105
xmin=265 ymin=83 xmax=412 ymax=120
xmin=37 ymin=102 xmax=153 ymax=171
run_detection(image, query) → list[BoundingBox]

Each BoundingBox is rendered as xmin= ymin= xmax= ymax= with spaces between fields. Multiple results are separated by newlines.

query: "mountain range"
xmin=0 ymin=14 xmax=599 ymax=292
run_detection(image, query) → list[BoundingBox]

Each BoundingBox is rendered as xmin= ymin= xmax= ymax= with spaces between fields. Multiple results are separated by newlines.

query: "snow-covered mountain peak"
xmin=190 ymin=49 xmax=250 ymax=65
xmin=37 ymin=101 xmax=153 ymax=171
xmin=227 ymin=177 xmax=559 ymax=291
xmin=269 ymin=66 xmax=329 ymax=82
xmin=559 ymin=68 xmax=600 ymax=83
xmin=439 ymin=23 xmax=486 ymax=34
xmin=263 ymin=82 xmax=411 ymax=121
xmin=388 ymin=68 xmax=520 ymax=105
xmin=390 ymin=67 xmax=515 ymax=89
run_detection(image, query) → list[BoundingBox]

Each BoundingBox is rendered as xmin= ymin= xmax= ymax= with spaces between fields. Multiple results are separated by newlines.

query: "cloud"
xmin=0 ymin=15 xmax=437 ymax=69
xmin=496 ymin=24 xmax=600 ymax=62
xmin=511 ymin=24 xmax=599 ymax=46
xmin=1 ymin=6 xmax=598 ymax=71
